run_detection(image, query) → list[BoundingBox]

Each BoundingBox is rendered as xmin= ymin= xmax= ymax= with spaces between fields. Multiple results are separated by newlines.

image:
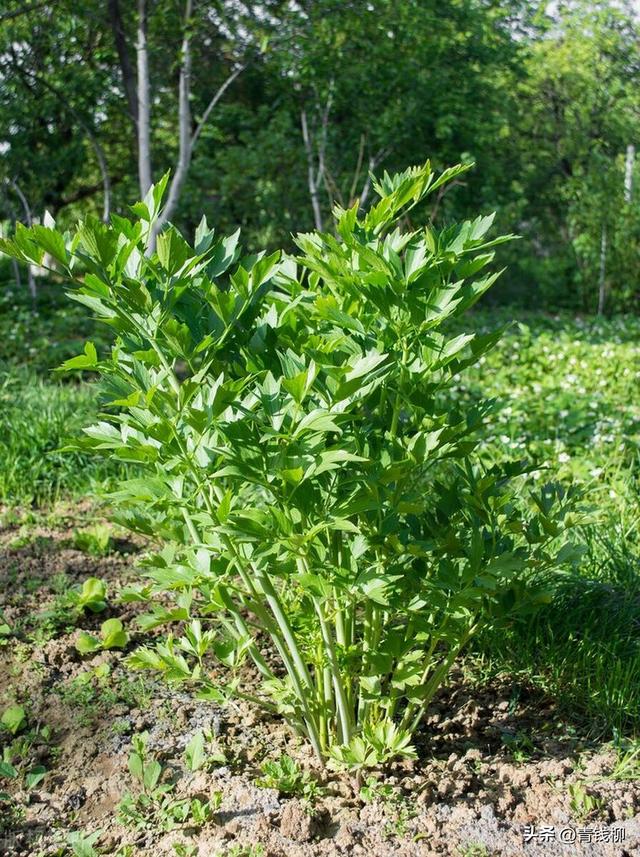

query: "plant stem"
xmin=313 ymin=595 xmax=353 ymax=744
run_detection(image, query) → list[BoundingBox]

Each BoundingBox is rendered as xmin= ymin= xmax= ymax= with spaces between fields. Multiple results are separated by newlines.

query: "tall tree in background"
xmin=513 ymin=0 xmax=640 ymax=310
xmin=1 ymin=0 xmax=638 ymax=311
xmin=106 ymin=0 xmax=257 ymax=244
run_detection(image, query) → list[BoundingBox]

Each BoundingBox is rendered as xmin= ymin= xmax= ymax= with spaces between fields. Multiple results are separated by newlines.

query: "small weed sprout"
xmin=118 ymin=732 xmax=220 ymax=831
xmin=217 ymin=846 xmax=266 ymax=857
xmin=359 ymin=776 xmax=416 ymax=840
xmin=257 ymin=754 xmax=322 ymax=804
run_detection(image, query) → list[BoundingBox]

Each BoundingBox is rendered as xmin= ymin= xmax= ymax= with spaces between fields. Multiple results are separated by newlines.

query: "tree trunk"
xmin=149 ymin=4 xmax=245 ymax=248
xmin=597 ymin=223 xmax=607 ymax=316
xmin=107 ymin=0 xmax=139 ymax=128
xmin=301 ymin=109 xmax=324 ymax=231
xmin=10 ymin=180 xmax=36 ymax=302
xmin=149 ymin=0 xmax=193 ymax=250
xmin=624 ymin=143 xmax=635 ymax=204
xmin=136 ymin=0 xmax=152 ymax=198
xmin=10 ymin=255 xmax=22 ymax=290
xmin=87 ymin=130 xmax=112 ymax=222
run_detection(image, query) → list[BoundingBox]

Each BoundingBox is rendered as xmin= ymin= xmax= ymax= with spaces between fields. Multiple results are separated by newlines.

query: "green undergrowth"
xmin=0 ymin=283 xmax=124 ymax=506
xmin=0 ymin=370 xmax=126 ymax=506
xmin=450 ymin=310 xmax=640 ymax=736
xmin=1 ymin=277 xmax=639 ymax=738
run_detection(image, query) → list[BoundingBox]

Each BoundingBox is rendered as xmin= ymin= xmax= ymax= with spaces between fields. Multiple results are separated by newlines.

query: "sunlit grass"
xmin=457 ymin=309 xmax=640 ymax=737
xmin=0 ymin=370 xmax=126 ymax=506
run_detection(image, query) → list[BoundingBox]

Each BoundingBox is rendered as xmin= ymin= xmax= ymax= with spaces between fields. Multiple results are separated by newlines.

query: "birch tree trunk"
xmin=136 ymin=0 xmax=152 ymax=198
xmin=11 ymin=179 xmax=38 ymax=303
xmin=149 ymin=0 xmax=245 ymax=249
xmin=597 ymin=223 xmax=607 ymax=316
xmin=301 ymin=109 xmax=324 ymax=231
xmin=9 ymin=180 xmax=36 ymax=301
xmin=624 ymin=143 xmax=635 ymax=203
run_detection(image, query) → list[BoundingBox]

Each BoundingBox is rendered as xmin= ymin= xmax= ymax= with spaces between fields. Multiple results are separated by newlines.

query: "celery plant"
xmin=0 ymin=163 xmax=582 ymax=766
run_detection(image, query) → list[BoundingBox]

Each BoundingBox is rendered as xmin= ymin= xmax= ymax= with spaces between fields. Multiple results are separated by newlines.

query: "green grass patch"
xmin=0 ymin=281 xmax=123 ymax=506
xmin=457 ymin=310 xmax=640 ymax=736
xmin=0 ymin=370 xmax=125 ymax=506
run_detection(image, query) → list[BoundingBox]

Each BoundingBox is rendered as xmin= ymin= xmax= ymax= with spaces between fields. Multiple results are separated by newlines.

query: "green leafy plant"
xmin=500 ymin=729 xmax=535 ymax=763
xmin=183 ymin=728 xmax=226 ymax=772
xmin=118 ymin=732 xmax=220 ymax=831
xmin=0 ymin=717 xmax=51 ymax=792
xmin=257 ymin=754 xmax=322 ymax=803
xmin=458 ymin=845 xmax=491 ymax=857
xmin=216 ymin=846 xmax=265 ymax=857
xmin=65 ymin=829 xmax=103 ymax=857
xmin=1 ymin=704 xmax=26 ymax=735
xmin=76 ymin=618 xmax=129 ymax=655
xmin=173 ymin=845 xmax=198 ymax=857
xmin=1 ymin=162 xmax=583 ymax=766
xmin=32 ymin=577 xmax=109 ymax=643
xmin=72 ymin=577 xmax=109 ymax=613
xmin=567 ymin=783 xmax=605 ymax=822
xmin=72 ymin=525 xmax=113 ymax=557
xmin=56 ymin=665 xmax=150 ymax=727
xmin=359 ymin=775 xmax=416 ymax=839
xmin=0 ymin=608 xmax=11 ymax=639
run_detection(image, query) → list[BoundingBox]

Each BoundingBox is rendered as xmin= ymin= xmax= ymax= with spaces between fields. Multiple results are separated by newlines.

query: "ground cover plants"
xmin=0 ymin=162 xmax=584 ymax=770
xmin=0 ymin=315 xmax=639 ymax=854
xmin=450 ymin=312 xmax=640 ymax=734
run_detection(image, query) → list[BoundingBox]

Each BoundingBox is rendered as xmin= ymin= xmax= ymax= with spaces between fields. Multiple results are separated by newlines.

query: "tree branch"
xmin=190 ymin=62 xmax=246 ymax=151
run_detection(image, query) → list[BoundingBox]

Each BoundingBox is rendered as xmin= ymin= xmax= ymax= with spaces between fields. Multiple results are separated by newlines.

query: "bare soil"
xmin=0 ymin=505 xmax=638 ymax=857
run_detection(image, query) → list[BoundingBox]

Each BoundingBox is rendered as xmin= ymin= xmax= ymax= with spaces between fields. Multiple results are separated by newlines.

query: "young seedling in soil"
xmin=183 ymin=728 xmax=226 ymax=773
xmin=0 ymin=707 xmax=50 ymax=795
xmin=359 ymin=775 xmax=416 ymax=840
xmin=567 ymin=782 xmax=606 ymax=822
xmin=72 ymin=524 xmax=113 ymax=557
xmin=215 ymin=845 xmax=266 ymax=857
xmin=257 ymin=753 xmax=324 ymax=806
xmin=118 ymin=732 xmax=221 ymax=832
xmin=24 ymin=575 xmax=110 ymax=643
xmin=65 ymin=828 xmax=103 ymax=857
xmin=1 ymin=161 xmax=585 ymax=768
xmin=76 ymin=617 xmax=129 ymax=655
xmin=172 ymin=844 xmax=198 ymax=857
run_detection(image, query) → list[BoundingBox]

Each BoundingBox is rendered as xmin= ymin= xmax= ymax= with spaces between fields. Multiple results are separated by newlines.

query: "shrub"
xmin=0 ymin=163 xmax=582 ymax=765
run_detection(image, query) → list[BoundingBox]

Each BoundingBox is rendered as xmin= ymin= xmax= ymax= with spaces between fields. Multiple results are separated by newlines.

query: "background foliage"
xmin=1 ymin=0 xmax=639 ymax=312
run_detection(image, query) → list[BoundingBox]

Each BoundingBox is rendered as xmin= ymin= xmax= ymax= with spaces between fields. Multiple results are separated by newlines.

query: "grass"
xmin=1 ymin=278 xmax=639 ymax=739
xmin=0 ymin=282 xmax=124 ymax=506
xmin=0 ymin=370 xmax=127 ymax=505
xmin=451 ymin=309 xmax=640 ymax=737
